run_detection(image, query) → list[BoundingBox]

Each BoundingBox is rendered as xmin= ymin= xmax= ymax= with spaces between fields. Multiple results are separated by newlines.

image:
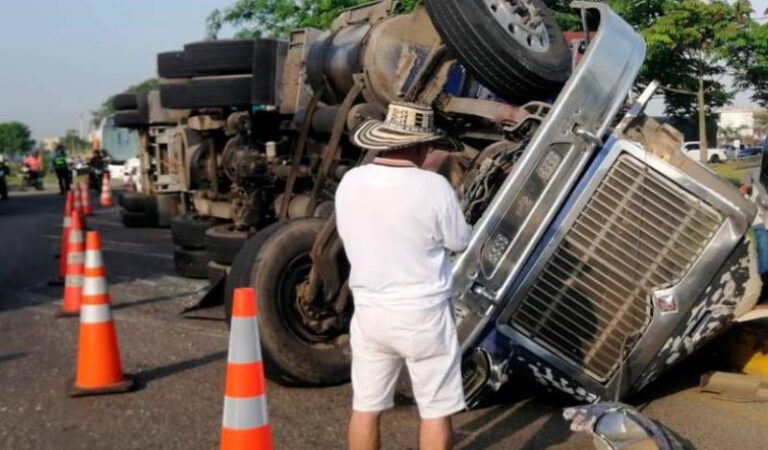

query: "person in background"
xmin=0 ymin=155 xmax=10 ymax=201
xmin=52 ymin=145 xmax=71 ymax=194
xmin=23 ymin=150 xmax=44 ymax=190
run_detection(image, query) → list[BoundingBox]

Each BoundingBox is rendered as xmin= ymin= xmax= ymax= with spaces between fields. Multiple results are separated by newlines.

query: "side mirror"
xmin=563 ymin=403 xmax=682 ymax=450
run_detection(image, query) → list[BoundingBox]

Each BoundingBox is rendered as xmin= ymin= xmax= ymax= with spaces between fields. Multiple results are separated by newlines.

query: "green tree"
xmin=640 ymin=0 xmax=752 ymax=162
xmin=0 ymin=122 xmax=35 ymax=157
xmin=90 ymin=78 xmax=160 ymax=128
xmin=60 ymin=130 xmax=90 ymax=154
xmin=206 ymin=0 xmax=418 ymax=39
xmin=733 ymin=19 xmax=768 ymax=107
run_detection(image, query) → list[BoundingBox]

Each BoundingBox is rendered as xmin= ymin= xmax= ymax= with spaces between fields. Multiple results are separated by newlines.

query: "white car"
xmin=682 ymin=141 xmax=728 ymax=164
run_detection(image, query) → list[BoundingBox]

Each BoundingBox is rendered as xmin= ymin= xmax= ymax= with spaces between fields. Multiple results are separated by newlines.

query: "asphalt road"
xmin=2 ymin=188 xmax=768 ymax=449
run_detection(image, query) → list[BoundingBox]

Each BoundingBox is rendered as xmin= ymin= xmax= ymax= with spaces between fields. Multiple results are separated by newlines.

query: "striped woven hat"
xmin=351 ymin=102 xmax=462 ymax=152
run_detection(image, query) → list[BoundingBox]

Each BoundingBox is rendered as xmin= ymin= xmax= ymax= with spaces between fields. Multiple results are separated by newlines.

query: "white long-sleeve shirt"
xmin=336 ymin=163 xmax=473 ymax=311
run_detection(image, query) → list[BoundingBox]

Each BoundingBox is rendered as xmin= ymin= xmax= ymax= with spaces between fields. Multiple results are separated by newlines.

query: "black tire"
xmin=424 ymin=0 xmax=571 ymax=102
xmin=120 ymin=210 xmax=157 ymax=228
xmin=226 ymin=219 xmax=351 ymax=386
xmin=160 ymin=75 xmax=253 ymax=109
xmin=113 ymin=110 xmax=146 ymax=128
xmin=174 ymin=247 xmax=210 ymax=279
xmin=205 ymin=223 xmax=249 ymax=265
xmin=119 ymin=193 xmax=151 ymax=213
xmin=113 ymin=93 xmax=138 ymax=111
xmin=171 ymin=214 xmax=220 ymax=250
xmin=709 ymin=154 xmax=721 ymax=164
xmin=158 ymin=51 xmax=193 ymax=78
xmin=183 ymin=40 xmax=256 ymax=76
xmin=251 ymin=39 xmax=286 ymax=105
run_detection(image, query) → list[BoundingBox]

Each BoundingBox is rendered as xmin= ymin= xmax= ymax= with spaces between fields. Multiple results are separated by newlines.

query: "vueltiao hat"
xmin=351 ymin=102 xmax=462 ymax=152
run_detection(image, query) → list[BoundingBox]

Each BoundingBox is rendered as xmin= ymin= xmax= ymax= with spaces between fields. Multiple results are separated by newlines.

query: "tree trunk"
xmin=698 ymin=73 xmax=709 ymax=164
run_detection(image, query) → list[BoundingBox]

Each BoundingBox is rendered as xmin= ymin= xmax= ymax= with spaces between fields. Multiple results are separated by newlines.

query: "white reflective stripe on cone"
xmin=69 ymin=231 xmax=84 ymax=244
xmin=84 ymin=250 xmax=103 ymax=269
xmin=228 ymin=317 xmax=263 ymax=364
xmin=65 ymin=274 xmax=84 ymax=287
xmin=80 ymin=304 xmax=112 ymax=324
xmin=82 ymin=277 xmax=107 ymax=296
xmin=222 ymin=396 xmax=269 ymax=430
xmin=63 ymin=217 xmax=71 ymax=227
xmin=67 ymin=252 xmax=84 ymax=265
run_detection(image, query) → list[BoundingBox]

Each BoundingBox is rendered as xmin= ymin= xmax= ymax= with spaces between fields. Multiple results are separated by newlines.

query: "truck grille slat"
xmin=579 ymin=197 xmax=695 ymax=269
xmin=509 ymin=154 xmax=723 ymax=382
xmin=597 ymin=180 xmax=712 ymax=252
xmin=538 ymin=266 xmax=649 ymax=324
xmin=605 ymin=168 xmax=720 ymax=238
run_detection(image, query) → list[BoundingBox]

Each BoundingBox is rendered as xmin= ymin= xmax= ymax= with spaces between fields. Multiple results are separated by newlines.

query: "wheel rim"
xmin=276 ymin=253 xmax=348 ymax=346
xmin=483 ymin=0 xmax=550 ymax=53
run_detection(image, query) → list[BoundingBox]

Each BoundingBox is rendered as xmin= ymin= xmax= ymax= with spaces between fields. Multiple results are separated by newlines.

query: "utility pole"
xmin=697 ymin=70 xmax=709 ymax=165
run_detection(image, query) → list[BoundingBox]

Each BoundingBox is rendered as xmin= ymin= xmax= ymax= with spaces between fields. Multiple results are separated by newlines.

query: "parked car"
xmin=737 ymin=146 xmax=764 ymax=160
xmin=682 ymin=141 xmax=727 ymax=163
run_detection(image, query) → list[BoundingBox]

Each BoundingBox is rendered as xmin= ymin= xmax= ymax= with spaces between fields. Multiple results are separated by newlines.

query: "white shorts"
xmin=350 ymin=303 xmax=466 ymax=419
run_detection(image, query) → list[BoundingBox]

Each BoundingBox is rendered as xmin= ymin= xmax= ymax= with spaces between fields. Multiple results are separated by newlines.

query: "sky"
xmin=0 ymin=1 xmax=766 ymax=142
xmin=0 ymin=0 xmax=232 ymax=141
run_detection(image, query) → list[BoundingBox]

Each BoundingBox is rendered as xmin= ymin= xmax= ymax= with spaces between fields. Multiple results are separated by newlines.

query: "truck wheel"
xmin=119 ymin=193 xmax=150 ymax=213
xmin=160 ymin=75 xmax=253 ymax=109
xmin=205 ymin=224 xmax=249 ymax=265
xmin=112 ymin=93 xmax=138 ymax=111
xmin=183 ymin=40 xmax=256 ymax=76
xmin=171 ymin=214 xmax=220 ymax=250
xmin=157 ymin=51 xmax=193 ymax=78
xmin=425 ymin=0 xmax=570 ymax=102
xmin=226 ymin=219 xmax=352 ymax=386
xmin=120 ymin=210 xmax=157 ymax=228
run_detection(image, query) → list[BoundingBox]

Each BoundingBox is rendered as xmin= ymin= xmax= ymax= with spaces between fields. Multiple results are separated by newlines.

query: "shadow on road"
xmin=453 ymin=381 xmax=574 ymax=450
xmin=0 ymin=352 xmax=28 ymax=365
xmin=135 ymin=351 xmax=228 ymax=388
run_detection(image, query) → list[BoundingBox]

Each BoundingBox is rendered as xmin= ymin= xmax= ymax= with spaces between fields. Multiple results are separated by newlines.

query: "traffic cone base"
xmin=68 ymin=376 xmax=134 ymax=397
xmin=220 ymin=426 xmax=273 ymax=450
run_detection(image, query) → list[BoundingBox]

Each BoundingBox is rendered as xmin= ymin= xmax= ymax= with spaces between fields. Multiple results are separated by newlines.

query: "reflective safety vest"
xmin=53 ymin=155 xmax=68 ymax=169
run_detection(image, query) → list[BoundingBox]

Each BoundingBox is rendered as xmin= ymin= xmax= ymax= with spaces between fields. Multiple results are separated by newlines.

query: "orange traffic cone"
xmin=220 ymin=288 xmax=273 ymax=450
xmin=50 ymin=191 xmax=74 ymax=286
xmin=81 ymin=179 xmax=93 ymax=216
xmin=69 ymin=231 xmax=134 ymax=397
xmin=100 ymin=173 xmax=113 ymax=207
xmin=72 ymin=183 xmax=83 ymax=215
xmin=58 ymin=211 xmax=85 ymax=318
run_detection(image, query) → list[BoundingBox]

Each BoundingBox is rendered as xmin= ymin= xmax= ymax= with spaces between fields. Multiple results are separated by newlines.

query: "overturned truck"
xmin=230 ymin=0 xmax=761 ymax=405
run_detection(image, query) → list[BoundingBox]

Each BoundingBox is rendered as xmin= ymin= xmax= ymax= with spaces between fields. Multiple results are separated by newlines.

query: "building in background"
xmin=718 ymin=106 xmax=767 ymax=147
xmin=41 ymin=137 xmax=61 ymax=153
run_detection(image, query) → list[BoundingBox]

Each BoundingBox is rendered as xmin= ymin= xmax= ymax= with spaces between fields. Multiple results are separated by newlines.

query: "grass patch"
xmin=708 ymin=162 xmax=748 ymax=187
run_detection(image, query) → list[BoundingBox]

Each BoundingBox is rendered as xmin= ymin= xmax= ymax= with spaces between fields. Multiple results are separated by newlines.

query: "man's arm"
xmin=439 ymin=182 xmax=473 ymax=252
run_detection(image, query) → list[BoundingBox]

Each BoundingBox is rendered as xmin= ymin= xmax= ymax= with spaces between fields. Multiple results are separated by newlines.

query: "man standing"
xmin=52 ymin=145 xmax=71 ymax=194
xmin=336 ymin=102 xmax=472 ymax=450
xmin=0 ymin=155 xmax=10 ymax=201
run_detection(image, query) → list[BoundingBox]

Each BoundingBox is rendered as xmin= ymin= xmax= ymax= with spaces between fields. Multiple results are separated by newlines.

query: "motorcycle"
xmin=21 ymin=164 xmax=44 ymax=191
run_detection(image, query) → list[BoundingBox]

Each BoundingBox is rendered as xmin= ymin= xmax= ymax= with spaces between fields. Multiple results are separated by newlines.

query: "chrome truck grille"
xmin=508 ymin=154 xmax=724 ymax=381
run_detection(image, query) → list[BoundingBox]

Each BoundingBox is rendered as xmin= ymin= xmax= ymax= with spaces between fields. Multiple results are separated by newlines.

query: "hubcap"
xmin=483 ymin=0 xmax=550 ymax=53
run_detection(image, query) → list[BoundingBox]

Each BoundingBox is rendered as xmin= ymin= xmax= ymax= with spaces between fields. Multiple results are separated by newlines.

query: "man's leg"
xmin=0 ymin=178 xmax=7 ymax=200
xmin=420 ymin=417 xmax=453 ymax=450
xmin=349 ymin=411 xmax=381 ymax=450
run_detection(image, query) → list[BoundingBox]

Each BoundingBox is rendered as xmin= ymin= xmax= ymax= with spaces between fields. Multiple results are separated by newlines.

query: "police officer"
xmin=0 ymin=154 xmax=10 ymax=201
xmin=53 ymin=145 xmax=71 ymax=194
